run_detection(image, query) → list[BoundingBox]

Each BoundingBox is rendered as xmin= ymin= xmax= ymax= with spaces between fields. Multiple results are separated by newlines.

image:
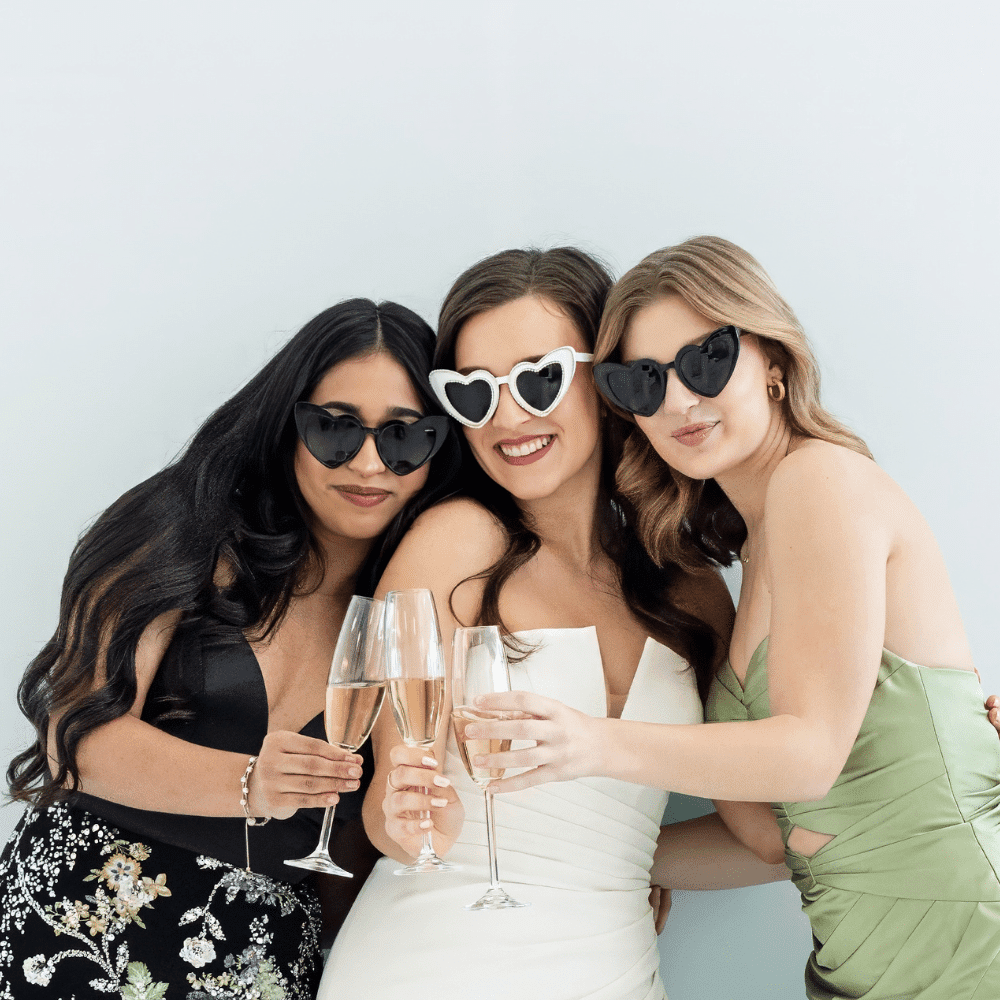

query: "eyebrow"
xmin=318 ymin=401 xmax=424 ymax=421
xmin=456 ymin=355 xmax=545 ymax=376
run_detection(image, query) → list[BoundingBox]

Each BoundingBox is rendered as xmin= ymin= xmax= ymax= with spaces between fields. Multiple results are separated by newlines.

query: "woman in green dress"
xmin=469 ymin=236 xmax=1000 ymax=999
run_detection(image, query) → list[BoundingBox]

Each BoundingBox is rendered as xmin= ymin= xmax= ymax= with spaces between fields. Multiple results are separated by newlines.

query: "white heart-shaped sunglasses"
xmin=429 ymin=346 xmax=594 ymax=429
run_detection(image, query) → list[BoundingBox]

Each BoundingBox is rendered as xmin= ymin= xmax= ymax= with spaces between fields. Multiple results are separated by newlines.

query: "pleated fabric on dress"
xmin=319 ymin=627 xmax=703 ymax=1000
xmin=707 ymin=639 xmax=1000 ymax=1000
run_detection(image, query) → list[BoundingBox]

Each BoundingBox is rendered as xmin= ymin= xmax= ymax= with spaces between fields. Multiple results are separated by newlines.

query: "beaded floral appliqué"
xmin=0 ymin=805 xmax=320 ymax=999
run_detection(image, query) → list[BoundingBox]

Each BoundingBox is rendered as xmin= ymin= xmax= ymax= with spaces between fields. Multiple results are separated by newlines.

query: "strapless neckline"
xmin=721 ymin=635 xmax=977 ymax=699
xmin=510 ymin=625 xmax=684 ymax=721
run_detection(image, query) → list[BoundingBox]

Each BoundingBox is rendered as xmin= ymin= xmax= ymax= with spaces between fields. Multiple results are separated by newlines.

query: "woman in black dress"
xmin=1 ymin=299 xmax=460 ymax=999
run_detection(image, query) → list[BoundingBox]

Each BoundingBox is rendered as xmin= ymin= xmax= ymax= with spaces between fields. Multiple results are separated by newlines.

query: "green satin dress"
xmin=706 ymin=638 xmax=1000 ymax=999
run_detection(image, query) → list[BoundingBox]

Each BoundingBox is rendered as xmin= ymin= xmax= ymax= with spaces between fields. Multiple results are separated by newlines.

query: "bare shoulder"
xmin=769 ymin=439 xmax=878 ymax=495
xmin=398 ymin=497 xmax=507 ymax=563
xmin=670 ymin=565 xmax=736 ymax=650
xmin=764 ymin=439 xmax=895 ymax=563
xmin=765 ymin=440 xmax=887 ymax=522
xmin=375 ymin=498 xmax=509 ymax=611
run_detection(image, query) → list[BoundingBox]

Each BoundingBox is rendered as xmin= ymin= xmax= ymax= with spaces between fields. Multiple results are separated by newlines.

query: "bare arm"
xmin=473 ymin=448 xmax=894 ymax=801
xmin=52 ymin=611 xmax=361 ymax=819
xmin=653 ymin=812 xmax=789 ymax=890
xmin=362 ymin=499 xmax=507 ymax=861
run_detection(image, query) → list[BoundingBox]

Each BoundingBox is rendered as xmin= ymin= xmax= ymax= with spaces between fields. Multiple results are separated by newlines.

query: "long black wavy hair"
xmin=9 ymin=298 xmax=462 ymax=808
xmin=435 ymin=248 xmax=720 ymax=698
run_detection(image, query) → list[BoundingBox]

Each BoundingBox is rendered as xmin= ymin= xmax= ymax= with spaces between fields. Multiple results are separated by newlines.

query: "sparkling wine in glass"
xmin=285 ymin=595 xmax=385 ymax=877
xmin=451 ymin=625 xmax=529 ymax=909
xmin=384 ymin=588 xmax=457 ymax=874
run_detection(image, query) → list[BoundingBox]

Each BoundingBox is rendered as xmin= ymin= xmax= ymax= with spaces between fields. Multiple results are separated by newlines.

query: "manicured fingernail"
xmin=432 ymin=774 xmax=451 ymax=787
xmin=346 ymin=780 xmax=359 ymax=789
xmin=422 ymin=756 xmax=437 ymax=767
xmin=349 ymin=767 xmax=362 ymax=777
xmin=327 ymin=794 xmax=339 ymax=804
xmin=431 ymin=797 xmax=448 ymax=807
xmin=419 ymin=819 xmax=433 ymax=829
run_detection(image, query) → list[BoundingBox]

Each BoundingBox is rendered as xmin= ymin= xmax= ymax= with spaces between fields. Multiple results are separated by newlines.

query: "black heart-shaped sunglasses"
xmin=593 ymin=326 xmax=741 ymax=417
xmin=294 ymin=402 xmax=450 ymax=476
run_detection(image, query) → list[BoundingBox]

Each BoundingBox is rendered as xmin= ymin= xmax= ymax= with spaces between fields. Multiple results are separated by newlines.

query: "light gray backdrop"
xmin=2 ymin=3 xmax=998 ymax=998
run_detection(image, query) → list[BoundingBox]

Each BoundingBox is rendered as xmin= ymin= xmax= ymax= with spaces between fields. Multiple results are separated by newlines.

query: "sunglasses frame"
xmin=293 ymin=402 xmax=450 ymax=476
xmin=593 ymin=326 xmax=742 ymax=417
xmin=429 ymin=346 xmax=594 ymax=429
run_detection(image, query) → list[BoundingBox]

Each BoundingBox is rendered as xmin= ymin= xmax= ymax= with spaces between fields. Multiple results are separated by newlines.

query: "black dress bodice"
xmin=70 ymin=631 xmax=375 ymax=883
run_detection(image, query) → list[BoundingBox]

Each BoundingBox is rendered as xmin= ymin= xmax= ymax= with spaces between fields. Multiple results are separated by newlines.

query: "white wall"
xmin=1 ymin=3 xmax=997 ymax=997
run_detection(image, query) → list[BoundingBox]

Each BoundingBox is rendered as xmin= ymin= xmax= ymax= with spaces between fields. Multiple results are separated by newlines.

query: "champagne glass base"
xmin=465 ymin=885 xmax=530 ymax=910
xmin=284 ymin=853 xmax=353 ymax=878
xmin=393 ymin=855 xmax=459 ymax=875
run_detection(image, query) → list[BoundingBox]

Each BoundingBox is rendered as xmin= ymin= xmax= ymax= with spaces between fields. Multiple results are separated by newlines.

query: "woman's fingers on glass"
xmin=474 ymin=689 xmax=552 ymax=716
xmin=387 ymin=764 xmax=450 ymax=789
xmin=474 ymin=745 xmax=549 ymax=772
xmin=485 ymin=768 xmax=550 ymax=795
xmin=387 ymin=742 xmax=439 ymax=768
xmin=273 ymin=753 xmax=364 ymax=780
xmin=385 ymin=789 xmax=448 ymax=815
xmin=464 ymin=716 xmax=546 ymax=743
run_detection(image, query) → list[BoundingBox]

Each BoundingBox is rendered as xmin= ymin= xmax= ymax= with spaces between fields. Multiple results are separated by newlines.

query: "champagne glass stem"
xmin=317 ymin=804 xmax=336 ymax=854
xmin=418 ymin=790 xmax=437 ymax=859
xmin=463 ymin=788 xmax=528 ymax=909
xmin=484 ymin=790 xmax=501 ymax=890
xmin=284 ymin=803 xmax=352 ymax=877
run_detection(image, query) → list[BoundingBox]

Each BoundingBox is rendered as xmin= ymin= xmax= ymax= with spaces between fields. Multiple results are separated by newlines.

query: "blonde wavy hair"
xmin=594 ymin=235 xmax=872 ymax=570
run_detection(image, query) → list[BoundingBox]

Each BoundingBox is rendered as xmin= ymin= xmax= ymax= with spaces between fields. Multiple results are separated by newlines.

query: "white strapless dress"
xmin=318 ymin=626 xmax=703 ymax=1000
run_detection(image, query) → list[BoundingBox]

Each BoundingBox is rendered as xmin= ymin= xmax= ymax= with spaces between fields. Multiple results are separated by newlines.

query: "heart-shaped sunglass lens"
xmin=445 ymin=380 xmax=492 ymax=424
xmin=304 ymin=412 xmax=365 ymax=466
xmin=515 ymin=362 xmax=564 ymax=413
xmin=676 ymin=329 xmax=738 ymax=397
xmin=606 ymin=363 xmax=665 ymax=417
xmin=377 ymin=422 xmax=438 ymax=475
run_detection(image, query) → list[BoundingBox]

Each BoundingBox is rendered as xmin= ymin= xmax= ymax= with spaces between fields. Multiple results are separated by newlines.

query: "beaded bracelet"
xmin=240 ymin=755 xmax=270 ymax=872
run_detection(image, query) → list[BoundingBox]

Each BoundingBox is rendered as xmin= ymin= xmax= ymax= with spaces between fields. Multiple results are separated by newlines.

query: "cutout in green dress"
xmin=707 ymin=639 xmax=1000 ymax=1000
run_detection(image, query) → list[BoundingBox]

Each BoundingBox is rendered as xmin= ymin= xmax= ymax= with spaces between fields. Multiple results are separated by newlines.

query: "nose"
xmin=346 ymin=431 xmax=386 ymax=478
xmin=490 ymin=383 xmax=531 ymax=430
xmin=660 ymin=370 xmax=701 ymax=415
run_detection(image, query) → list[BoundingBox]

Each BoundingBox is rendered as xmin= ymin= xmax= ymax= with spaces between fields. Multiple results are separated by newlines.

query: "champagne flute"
xmin=383 ymin=588 xmax=457 ymax=874
xmin=285 ymin=595 xmax=385 ymax=876
xmin=451 ymin=625 xmax=529 ymax=909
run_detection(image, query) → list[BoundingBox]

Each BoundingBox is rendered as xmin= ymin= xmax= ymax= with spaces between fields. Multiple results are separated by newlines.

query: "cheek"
xmin=394 ymin=465 xmax=430 ymax=505
xmin=462 ymin=427 xmax=494 ymax=467
xmin=293 ymin=443 xmax=321 ymax=496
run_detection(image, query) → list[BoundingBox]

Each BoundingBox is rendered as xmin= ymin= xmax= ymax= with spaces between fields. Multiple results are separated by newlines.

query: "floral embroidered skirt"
xmin=0 ymin=802 xmax=322 ymax=999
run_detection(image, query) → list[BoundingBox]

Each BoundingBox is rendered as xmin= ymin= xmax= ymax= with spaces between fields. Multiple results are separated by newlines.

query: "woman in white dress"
xmin=319 ymin=248 xmax=785 ymax=1000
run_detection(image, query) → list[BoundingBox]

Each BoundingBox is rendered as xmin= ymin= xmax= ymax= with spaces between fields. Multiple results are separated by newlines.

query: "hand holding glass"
xmin=384 ymin=588 xmax=457 ymax=874
xmin=285 ymin=595 xmax=384 ymax=877
xmin=451 ymin=625 xmax=529 ymax=909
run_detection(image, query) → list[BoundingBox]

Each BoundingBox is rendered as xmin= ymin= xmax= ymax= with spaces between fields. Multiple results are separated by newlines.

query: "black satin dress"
xmin=0 ymin=633 xmax=378 ymax=1000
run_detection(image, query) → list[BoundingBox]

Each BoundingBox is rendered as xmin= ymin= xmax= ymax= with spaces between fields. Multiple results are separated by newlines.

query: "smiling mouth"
xmin=497 ymin=434 xmax=552 ymax=458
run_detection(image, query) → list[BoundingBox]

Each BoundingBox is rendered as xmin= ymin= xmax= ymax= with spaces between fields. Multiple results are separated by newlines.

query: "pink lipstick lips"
xmin=335 ymin=485 xmax=391 ymax=507
xmin=671 ymin=422 xmax=717 ymax=447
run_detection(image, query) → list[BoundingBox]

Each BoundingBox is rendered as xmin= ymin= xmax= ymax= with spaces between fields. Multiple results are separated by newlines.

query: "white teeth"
xmin=499 ymin=435 xmax=551 ymax=458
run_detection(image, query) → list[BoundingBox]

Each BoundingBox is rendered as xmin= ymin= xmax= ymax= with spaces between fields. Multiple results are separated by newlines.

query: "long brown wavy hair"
xmin=594 ymin=236 xmax=872 ymax=571
xmin=436 ymin=246 xmax=722 ymax=699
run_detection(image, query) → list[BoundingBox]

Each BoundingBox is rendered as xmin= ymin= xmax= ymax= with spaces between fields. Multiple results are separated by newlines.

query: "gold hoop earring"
xmin=768 ymin=381 xmax=786 ymax=402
